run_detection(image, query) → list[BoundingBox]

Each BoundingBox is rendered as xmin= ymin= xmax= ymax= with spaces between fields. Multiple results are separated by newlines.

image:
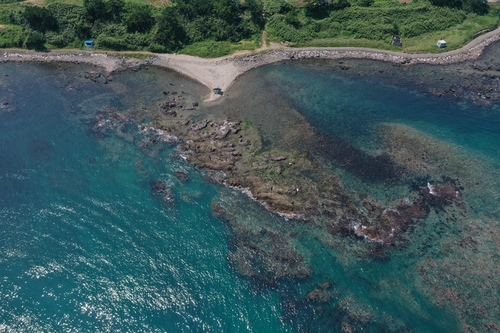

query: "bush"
xmin=23 ymin=6 xmax=58 ymax=32
xmin=0 ymin=24 xmax=23 ymax=47
xmin=47 ymin=3 xmax=85 ymax=31
xmin=23 ymin=29 xmax=45 ymax=49
xmin=0 ymin=7 xmax=17 ymax=24
xmin=0 ymin=0 xmax=22 ymax=4
xmin=315 ymin=20 xmax=342 ymax=38
xmin=357 ymin=0 xmax=374 ymax=7
xmin=262 ymin=0 xmax=293 ymax=15
xmin=180 ymin=40 xmax=232 ymax=57
xmin=95 ymin=23 xmax=151 ymax=50
xmin=151 ymin=7 xmax=186 ymax=52
xmin=83 ymin=0 xmax=124 ymax=23
xmin=45 ymin=29 xmax=77 ymax=48
xmin=122 ymin=2 xmax=154 ymax=33
xmin=462 ymin=0 xmax=489 ymax=14
xmin=328 ymin=5 xmax=466 ymax=39
xmin=266 ymin=14 xmax=315 ymax=43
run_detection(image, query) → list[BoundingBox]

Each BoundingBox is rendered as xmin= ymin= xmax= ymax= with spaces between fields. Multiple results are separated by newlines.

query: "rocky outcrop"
xmin=150 ymin=180 xmax=175 ymax=204
xmin=180 ymin=139 xmax=240 ymax=172
xmin=345 ymin=178 xmax=463 ymax=244
xmin=211 ymin=200 xmax=312 ymax=285
xmin=306 ymin=282 xmax=333 ymax=303
xmin=0 ymin=97 xmax=15 ymax=113
xmin=174 ymin=171 xmax=189 ymax=182
xmin=228 ymin=229 xmax=312 ymax=285
xmin=92 ymin=94 xmax=468 ymax=251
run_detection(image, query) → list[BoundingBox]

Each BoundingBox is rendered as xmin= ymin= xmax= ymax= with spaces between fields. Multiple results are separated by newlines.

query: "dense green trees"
xmin=83 ymin=0 xmax=124 ymax=22
xmin=2 ymin=0 xmax=264 ymax=51
xmin=0 ymin=0 xmax=494 ymax=53
xmin=122 ymin=2 xmax=154 ymax=33
xmin=430 ymin=0 xmax=489 ymax=13
xmin=150 ymin=7 xmax=186 ymax=52
xmin=462 ymin=0 xmax=489 ymax=14
xmin=22 ymin=6 xmax=58 ymax=33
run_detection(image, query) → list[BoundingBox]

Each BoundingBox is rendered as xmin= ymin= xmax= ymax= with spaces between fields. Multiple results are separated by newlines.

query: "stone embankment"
xmin=233 ymin=28 xmax=500 ymax=68
xmin=2 ymin=26 xmax=500 ymax=98
xmin=1 ymin=51 xmax=152 ymax=74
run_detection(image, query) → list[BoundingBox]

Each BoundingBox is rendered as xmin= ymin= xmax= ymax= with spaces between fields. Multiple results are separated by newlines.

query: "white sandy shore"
xmin=2 ymin=26 xmax=500 ymax=101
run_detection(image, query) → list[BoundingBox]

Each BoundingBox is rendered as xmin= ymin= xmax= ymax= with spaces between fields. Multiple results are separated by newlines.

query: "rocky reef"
xmin=85 ymin=86 xmax=472 ymax=260
xmin=184 ymin=116 xmax=466 ymax=246
xmin=75 ymin=68 xmax=499 ymax=332
xmin=342 ymin=178 xmax=462 ymax=244
xmin=128 ymin=94 xmax=469 ymax=252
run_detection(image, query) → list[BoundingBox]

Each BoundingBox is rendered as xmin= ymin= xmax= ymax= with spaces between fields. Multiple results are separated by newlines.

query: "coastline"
xmin=2 ymin=30 xmax=500 ymax=333
xmin=1 ymin=25 xmax=500 ymax=101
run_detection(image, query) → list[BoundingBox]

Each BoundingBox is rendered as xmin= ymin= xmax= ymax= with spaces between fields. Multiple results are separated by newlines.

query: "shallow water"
xmin=1 ymin=51 xmax=499 ymax=332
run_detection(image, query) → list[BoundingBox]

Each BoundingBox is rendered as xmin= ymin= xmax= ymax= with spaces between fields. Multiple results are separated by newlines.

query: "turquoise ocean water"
xmin=1 ymin=57 xmax=499 ymax=332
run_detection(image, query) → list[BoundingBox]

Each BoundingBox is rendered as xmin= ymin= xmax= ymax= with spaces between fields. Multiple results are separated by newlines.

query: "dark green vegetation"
xmin=0 ymin=0 xmax=498 ymax=55
xmin=0 ymin=0 xmax=264 ymax=53
xmin=265 ymin=0 xmax=499 ymax=50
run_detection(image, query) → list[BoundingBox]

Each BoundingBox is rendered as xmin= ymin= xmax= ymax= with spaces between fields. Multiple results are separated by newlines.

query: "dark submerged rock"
xmin=345 ymin=179 xmax=463 ymax=245
xmin=150 ymin=180 xmax=175 ymax=203
xmin=174 ymin=171 xmax=189 ymax=182
xmin=228 ymin=229 xmax=312 ymax=286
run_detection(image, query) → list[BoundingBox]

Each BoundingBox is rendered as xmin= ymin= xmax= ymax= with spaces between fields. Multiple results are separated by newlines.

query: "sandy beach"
xmin=2 ymin=25 xmax=500 ymax=101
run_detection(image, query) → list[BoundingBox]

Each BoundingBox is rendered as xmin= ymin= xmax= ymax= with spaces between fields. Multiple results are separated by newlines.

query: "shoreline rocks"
xmin=2 ymin=27 xmax=500 ymax=97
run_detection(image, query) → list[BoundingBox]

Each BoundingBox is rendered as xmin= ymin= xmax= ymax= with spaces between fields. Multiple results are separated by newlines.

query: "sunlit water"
xmin=1 ymin=55 xmax=499 ymax=332
xmin=0 ymin=63 xmax=285 ymax=333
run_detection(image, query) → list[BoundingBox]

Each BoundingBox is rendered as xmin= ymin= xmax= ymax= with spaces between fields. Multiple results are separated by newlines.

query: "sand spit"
xmin=2 ymin=26 xmax=499 ymax=100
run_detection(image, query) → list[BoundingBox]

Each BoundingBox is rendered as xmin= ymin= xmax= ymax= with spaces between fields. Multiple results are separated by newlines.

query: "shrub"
xmin=357 ymin=0 xmax=374 ymax=7
xmin=95 ymin=23 xmax=151 ymax=50
xmin=0 ymin=0 xmax=22 ymax=4
xmin=262 ymin=0 xmax=293 ymax=15
xmin=122 ymin=2 xmax=154 ymax=33
xmin=180 ymin=40 xmax=232 ymax=57
xmin=0 ymin=24 xmax=23 ymax=47
xmin=328 ymin=5 xmax=466 ymax=39
xmin=45 ymin=29 xmax=77 ymax=48
xmin=0 ymin=7 xmax=17 ymax=24
xmin=47 ymin=3 xmax=85 ymax=31
xmin=23 ymin=6 xmax=58 ymax=32
xmin=23 ymin=29 xmax=45 ymax=49
xmin=315 ymin=20 xmax=342 ymax=38
xmin=266 ymin=14 xmax=315 ymax=43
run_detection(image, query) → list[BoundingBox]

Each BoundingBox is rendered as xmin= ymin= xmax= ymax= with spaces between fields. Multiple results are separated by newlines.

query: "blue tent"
xmin=84 ymin=40 xmax=94 ymax=48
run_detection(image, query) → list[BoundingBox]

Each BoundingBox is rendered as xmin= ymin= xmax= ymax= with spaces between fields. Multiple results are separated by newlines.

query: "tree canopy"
xmin=1 ymin=0 xmax=494 ymax=53
xmin=429 ymin=0 xmax=489 ymax=14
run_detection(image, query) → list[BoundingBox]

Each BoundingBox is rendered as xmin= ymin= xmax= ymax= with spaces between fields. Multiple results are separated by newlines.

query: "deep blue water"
xmin=1 ymin=60 xmax=499 ymax=332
